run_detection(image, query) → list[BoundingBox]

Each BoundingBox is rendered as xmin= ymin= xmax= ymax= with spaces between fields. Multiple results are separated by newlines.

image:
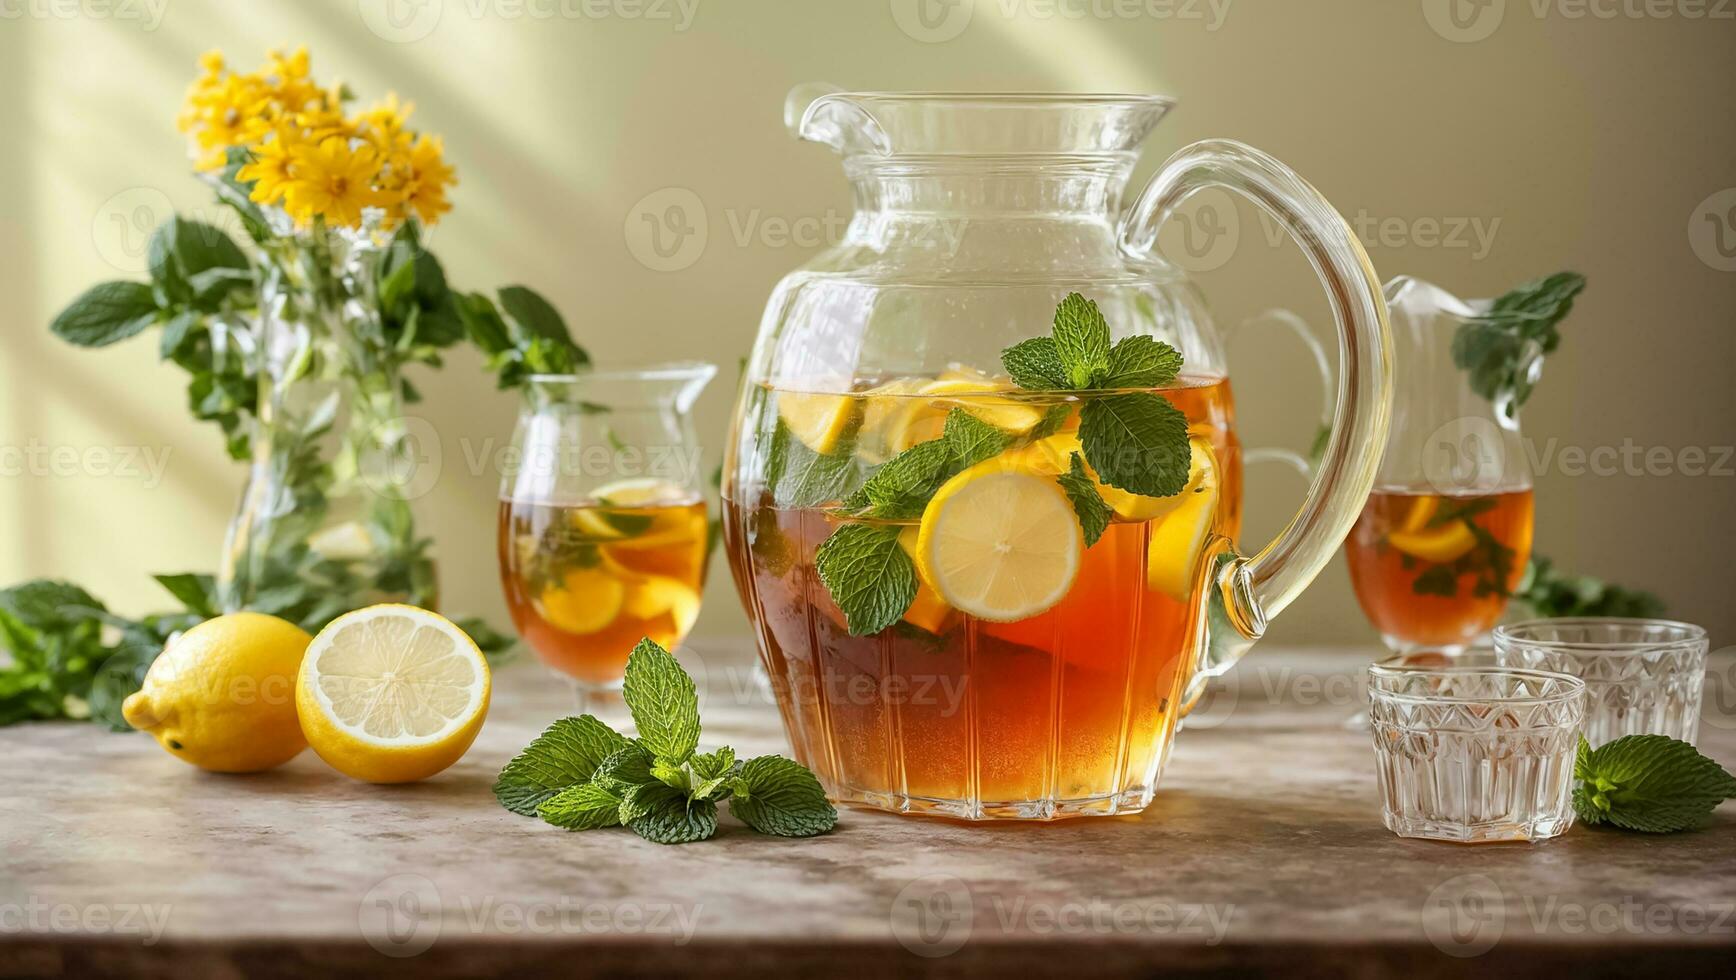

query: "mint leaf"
xmin=765 ymin=420 xmax=864 ymax=509
xmin=494 ymin=714 xmax=634 ymax=816
xmin=1078 ymin=393 xmax=1191 ymax=497
xmin=1001 ymin=337 xmax=1068 ymax=390
xmin=622 ymin=638 xmax=700 ymax=764
xmin=814 ymin=523 xmax=918 ymax=636
xmin=620 ymin=779 xmax=683 ymax=823
xmin=151 ymin=573 xmax=218 ymax=617
xmin=51 ymin=281 xmax=159 ymax=348
xmin=727 ymin=756 xmax=838 ymax=838
xmin=1028 ymin=402 xmax=1075 ymax=440
xmin=689 ymin=746 xmax=739 ymax=800
xmin=942 ymin=408 xmax=1009 ymax=470
xmin=592 ymin=743 xmax=656 ymax=794
xmin=1572 ymin=734 xmax=1736 ymax=833
xmin=1452 ymin=271 xmax=1584 ymax=411
xmin=1051 ymin=292 xmax=1112 ymax=388
xmin=629 ymin=789 xmax=719 ymax=845
xmin=538 ymin=782 xmax=623 ymax=830
xmin=1102 ymin=335 xmax=1183 ymax=389
xmin=1056 ymin=453 xmax=1111 ymax=547
xmin=859 ymin=440 xmax=951 ymax=519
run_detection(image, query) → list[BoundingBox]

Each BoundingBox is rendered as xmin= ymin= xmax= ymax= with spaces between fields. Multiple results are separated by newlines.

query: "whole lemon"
xmin=121 ymin=612 xmax=312 ymax=773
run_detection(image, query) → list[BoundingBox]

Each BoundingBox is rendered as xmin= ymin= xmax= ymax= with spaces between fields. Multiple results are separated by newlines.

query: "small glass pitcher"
xmin=1343 ymin=277 xmax=1536 ymax=654
xmin=497 ymin=363 xmax=716 ymax=707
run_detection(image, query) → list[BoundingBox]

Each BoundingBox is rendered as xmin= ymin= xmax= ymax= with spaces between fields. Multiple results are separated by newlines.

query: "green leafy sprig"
xmin=494 ymin=638 xmax=837 ymax=844
xmin=1574 ymin=735 xmax=1736 ymax=833
xmin=0 ymin=576 xmax=515 ymax=729
xmin=1403 ymin=497 xmax=1518 ymax=601
xmin=1515 ymin=555 xmax=1666 ymax=619
xmin=1451 ymin=271 xmax=1585 ymax=416
xmin=807 ymin=292 xmax=1192 ymax=636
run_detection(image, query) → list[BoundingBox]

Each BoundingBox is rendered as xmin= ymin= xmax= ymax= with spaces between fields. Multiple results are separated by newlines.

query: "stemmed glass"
xmin=497 ymin=363 xmax=716 ymax=712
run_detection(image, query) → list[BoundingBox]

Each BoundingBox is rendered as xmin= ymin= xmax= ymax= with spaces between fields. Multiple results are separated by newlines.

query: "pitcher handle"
xmin=1119 ymin=140 xmax=1392 ymax=691
xmin=1227 ymin=308 xmax=1334 ymax=480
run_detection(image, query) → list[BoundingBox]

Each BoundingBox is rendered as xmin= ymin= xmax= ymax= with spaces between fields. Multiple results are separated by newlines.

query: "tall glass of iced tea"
xmin=498 ymin=364 xmax=716 ymax=706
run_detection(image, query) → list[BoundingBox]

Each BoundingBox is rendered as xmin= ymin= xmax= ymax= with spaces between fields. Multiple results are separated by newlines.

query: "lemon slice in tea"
xmin=914 ymin=458 xmax=1082 ymax=622
xmin=536 ymin=566 xmax=627 ymax=634
xmin=777 ymin=392 xmax=855 ymax=454
xmin=1145 ymin=440 xmax=1221 ymax=600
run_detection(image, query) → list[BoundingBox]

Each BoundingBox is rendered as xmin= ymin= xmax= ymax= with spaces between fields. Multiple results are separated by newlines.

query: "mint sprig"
xmin=494 ymin=638 xmax=838 ymax=844
xmin=1573 ymin=734 xmax=1736 ymax=833
xmin=793 ymin=293 xmax=1192 ymax=636
xmin=1451 ymin=271 xmax=1584 ymax=415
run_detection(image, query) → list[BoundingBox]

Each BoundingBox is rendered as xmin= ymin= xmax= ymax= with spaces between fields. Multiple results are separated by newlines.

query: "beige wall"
xmin=1 ymin=0 xmax=1732 ymax=647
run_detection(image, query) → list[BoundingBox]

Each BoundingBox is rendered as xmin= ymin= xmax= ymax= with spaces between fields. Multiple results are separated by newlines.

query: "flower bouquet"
xmin=5 ymin=47 xmax=580 ymax=727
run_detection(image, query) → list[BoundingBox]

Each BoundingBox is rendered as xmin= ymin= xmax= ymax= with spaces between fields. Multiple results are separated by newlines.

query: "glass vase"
xmin=218 ymin=227 xmax=438 ymax=627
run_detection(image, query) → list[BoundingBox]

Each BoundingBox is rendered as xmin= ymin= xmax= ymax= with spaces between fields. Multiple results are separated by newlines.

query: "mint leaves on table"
xmin=494 ymin=638 xmax=837 ymax=845
xmin=1515 ymin=555 xmax=1666 ymax=619
xmin=1451 ymin=271 xmax=1585 ymax=416
xmin=804 ymin=292 xmax=1193 ymax=636
xmin=1573 ymin=734 xmax=1736 ymax=833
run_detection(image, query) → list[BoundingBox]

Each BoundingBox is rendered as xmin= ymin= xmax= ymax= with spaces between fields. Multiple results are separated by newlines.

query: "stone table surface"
xmin=2 ymin=642 xmax=1733 ymax=979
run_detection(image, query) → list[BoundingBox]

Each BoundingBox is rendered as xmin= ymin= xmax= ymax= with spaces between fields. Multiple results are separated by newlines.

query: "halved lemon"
xmin=295 ymin=605 xmax=492 ymax=783
xmin=855 ymin=378 xmax=931 ymax=464
xmin=1387 ymin=522 xmax=1477 ymax=563
xmin=1145 ymin=441 xmax=1222 ymax=600
xmin=536 ymin=566 xmax=627 ymax=634
xmin=914 ymin=458 xmax=1083 ymax=622
xmin=778 ymin=392 xmax=855 ymax=454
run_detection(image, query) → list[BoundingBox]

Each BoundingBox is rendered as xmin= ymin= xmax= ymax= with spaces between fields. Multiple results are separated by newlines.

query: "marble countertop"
xmin=1 ymin=642 xmax=1733 ymax=978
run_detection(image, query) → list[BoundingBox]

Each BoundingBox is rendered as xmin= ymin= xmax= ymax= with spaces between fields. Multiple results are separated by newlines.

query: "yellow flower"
xmin=237 ymin=128 xmax=305 ymax=206
xmin=398 ymin=134 xmax=456 ymax=225
xmin=282 ymin=137 xmax=389 ymax=229
xmin=184 ymin=73 xmax=272 ymax=171
xmin=357 ymin=92 xmax=414 ymax=150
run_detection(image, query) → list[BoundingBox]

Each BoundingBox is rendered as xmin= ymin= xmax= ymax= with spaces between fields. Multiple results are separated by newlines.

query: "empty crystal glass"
xmin=1493 ymin=618 xmax=1709 ymax=747
xmin=1367 ymin=663 xmax=1585 ymax=842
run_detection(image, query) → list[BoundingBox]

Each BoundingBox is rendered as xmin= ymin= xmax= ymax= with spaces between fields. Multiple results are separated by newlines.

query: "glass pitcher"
xmin=497 ymin=364 xmax=716 ymax=707
xmin=1343 ymin=277 xmax=1536 ymax=653
xmin=721 ymin=91 xmax=1392 ymax=820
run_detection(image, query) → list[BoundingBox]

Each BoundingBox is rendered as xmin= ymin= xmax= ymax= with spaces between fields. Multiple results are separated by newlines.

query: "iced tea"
xmin=1344 ymin=487 xmax=1534 ymax=650
xmin=498 ymin=497 xmax=707 ymax=685
xmin=723 ymin=375 xmax=1237 ymax=818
